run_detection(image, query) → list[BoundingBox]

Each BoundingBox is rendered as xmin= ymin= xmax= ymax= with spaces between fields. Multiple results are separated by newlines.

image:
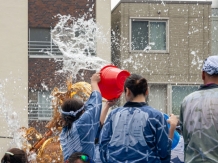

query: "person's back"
xmin=101 ymin=104 xmax=171 ymax=162
xmin=60 ymin=73 xmax=102 ymax=161
xmin=180 ymin=86 xmax=218 ymax=162
xmin=180 ymin=55 xmax=218 ymax=163
xmin=99 ymin=74 xmax=178 ymax=163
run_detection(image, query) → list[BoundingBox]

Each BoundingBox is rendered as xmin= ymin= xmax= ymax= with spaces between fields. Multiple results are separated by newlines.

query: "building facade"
xmin=111 ymin=0 xmax=212 ymax=115
xmin=28 ymin=0 xmax=111 ymax=131
xmin=211 ymin=1 xmax=218 ymax=55
xmin=0 ymin=0 xmax=28 ymax=157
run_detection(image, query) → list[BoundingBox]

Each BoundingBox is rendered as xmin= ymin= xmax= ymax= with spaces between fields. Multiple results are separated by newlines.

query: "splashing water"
xmin=190 ymin=51 xmax=203 ymax=69
xmin=0 ymin=80 xmax=27 ymax=150
xmin=50 ymin=14 xmax=110 ymax=78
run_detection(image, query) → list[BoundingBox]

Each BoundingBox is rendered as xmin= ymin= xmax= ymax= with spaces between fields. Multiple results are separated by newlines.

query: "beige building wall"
xmin=96 ymin=0 xmax=111 ymax=62
xmin=112 ymin=1 xmax=211 ymax=84
xmin=0 ymin=0 xmax=28 ymax=157
xmin=112 ymin=1 xmax=211 ymax=114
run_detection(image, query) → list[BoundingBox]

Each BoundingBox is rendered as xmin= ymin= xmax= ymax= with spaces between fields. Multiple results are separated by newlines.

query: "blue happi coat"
xmin=99 ymin=102 xmax=172 ymax=163
xmin=60 ymin=91 xmax=102 ymax=161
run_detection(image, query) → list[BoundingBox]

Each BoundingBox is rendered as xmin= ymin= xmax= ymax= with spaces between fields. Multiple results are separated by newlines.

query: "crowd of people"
xmin=1 ymin=55 xmax=218 ymax=163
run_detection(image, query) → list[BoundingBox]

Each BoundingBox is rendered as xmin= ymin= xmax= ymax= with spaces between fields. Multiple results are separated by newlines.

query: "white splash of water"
xmin=41 ymin=82 xmax=49 ymax=91
xmin=190 ymin=51 xmax=203 ymax=69
xmin=50 ymin=14 xmax=109 ymax=78
xmin=0 ymin=80 xmax=27 ymax=150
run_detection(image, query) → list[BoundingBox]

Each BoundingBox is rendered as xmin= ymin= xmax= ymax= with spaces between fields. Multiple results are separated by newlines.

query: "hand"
xmin=167 ymin=114 xmax=178 ymax=130
xmin=91 ymin=72 xmax=101 ymax=83
xmin=106 ymin=99 xmax=118 ymax=107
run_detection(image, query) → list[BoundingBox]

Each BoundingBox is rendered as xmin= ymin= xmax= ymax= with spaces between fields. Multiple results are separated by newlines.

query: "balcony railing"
xmin=28 ymin=41 xmax=62 ymax=56
xmin=28 ymin=103 xmax=53 ymax=121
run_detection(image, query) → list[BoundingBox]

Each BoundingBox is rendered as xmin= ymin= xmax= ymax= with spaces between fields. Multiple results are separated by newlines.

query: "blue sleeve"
xmin=76 ymin=91 xmax=102 ymax=141
xmin=155 ymin=114 xmax=172 ymax=160
xmin=81 ymin=91 xmax=102 ymax=124
xmin=99 ymin=112 xmax=113 ymax=163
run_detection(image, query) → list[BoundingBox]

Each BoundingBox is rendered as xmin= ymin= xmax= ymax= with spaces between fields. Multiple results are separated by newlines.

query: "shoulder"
xmin=141 ymin=105 xmax=163 ymax=119
xmin=90 ymin=90 xmax=102 ymax=98
xmin=182 ymin=90 xmax=200 ymax=104
xmin=107 ymin=107 xmax=123 ymax=117
xmin=109 ymin=105 xmax=163 ymax=119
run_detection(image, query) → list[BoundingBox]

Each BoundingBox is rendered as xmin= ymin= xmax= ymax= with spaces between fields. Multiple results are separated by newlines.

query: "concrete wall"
xmin=96 ymin=0 xmax=111 ymax=62
xmin=112 ymin=1 xmax=211 ymax=84
xmin=0 ymin=0 xmax=28 ymax=157
xmin=111 ymin=5 xmax=122 ymax=67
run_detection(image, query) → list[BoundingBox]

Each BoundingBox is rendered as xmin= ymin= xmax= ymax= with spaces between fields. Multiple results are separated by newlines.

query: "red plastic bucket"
xmin=98 ymin=65 xmax=130 ymax=100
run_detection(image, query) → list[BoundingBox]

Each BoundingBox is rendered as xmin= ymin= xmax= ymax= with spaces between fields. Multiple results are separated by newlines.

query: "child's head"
xmin=68 ymin=152 xmax=91 ymax=163
xmin=124 ymin=74 xmax=148 ymax=101
xmin=61 ymin=98 xmax=84 ymax=129
xmin=1 ymin=148 xmax=27 ymax=163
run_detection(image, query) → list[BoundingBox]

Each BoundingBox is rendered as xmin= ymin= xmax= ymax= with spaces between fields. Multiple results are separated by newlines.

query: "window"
xmin=130 ymin=18 xmax=168 ymax=52
xmin=28 ymin=91 xmax=52 ymax=120
xmin=172 ymin=85 xmax=199 ymax=115
xmin=38 ymin=91 xmax=52 ymax=120
xmin=28 ymin=28 xmax=62 ymax=56
xmin=148 ymin=84 xmax=167 ymax=113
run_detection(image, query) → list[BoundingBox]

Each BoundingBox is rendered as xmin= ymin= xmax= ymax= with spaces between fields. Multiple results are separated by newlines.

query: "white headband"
xmin=5 ymin=152 xmax=14 ymax=156
xmin=202 ymin=56 xmax=218 ymax=75
xmin=61 ymin=106 xmax=84 ymax=117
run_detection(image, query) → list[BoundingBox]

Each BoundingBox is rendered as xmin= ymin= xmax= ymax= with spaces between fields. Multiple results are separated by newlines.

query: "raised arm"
xmin=100 ymin=100 xmax=117 ymax=126
xmin=167 ymin=114 xmax=178 ymax=139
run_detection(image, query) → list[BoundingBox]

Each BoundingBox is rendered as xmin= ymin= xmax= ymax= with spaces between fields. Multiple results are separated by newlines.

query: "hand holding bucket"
xmin=98 ymin=65 xmax=130 ymax=100
xmin=163 ymin=114 xmax=180 ymax=149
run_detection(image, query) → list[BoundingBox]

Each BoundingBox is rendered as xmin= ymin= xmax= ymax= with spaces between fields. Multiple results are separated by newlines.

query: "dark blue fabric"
xmin=99 ymin=103 xmax=172 ymax=163
xmin=60 ymin=91 xmax=102 ymax=161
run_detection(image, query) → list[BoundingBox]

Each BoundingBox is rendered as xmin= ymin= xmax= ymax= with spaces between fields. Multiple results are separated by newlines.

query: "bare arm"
xmin=91 ymin=72 xmax=101 ymax=92
xmin=100 ymin=100 xmax=117 ymax=126
xmin=167 ymin=114 xmax=178 ymax=139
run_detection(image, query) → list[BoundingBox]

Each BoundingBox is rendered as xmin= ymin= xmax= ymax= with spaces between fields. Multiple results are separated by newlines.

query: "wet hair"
xmin=124 ymin=74 xmax=148 ymax=97
xmin=1 ymin=148 xmax=27 ymax=163
xmin=61 ymin=98 xmax=84 ymax=131
xmin=68 ymin=152 xmax=91 ymax=163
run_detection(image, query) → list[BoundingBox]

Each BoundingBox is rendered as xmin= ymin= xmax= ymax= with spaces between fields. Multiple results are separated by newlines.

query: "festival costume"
xmin=60 ymin=91 xmax=102 ymax=161
xmin=99 ymin=102 xmax=172 ymax=163
xmin=171 ymin=135 xmax=184 ymax=163
xmin=93 ymin=127 xmax=103 ymax=163
xmin=180 ymin=56 xmax=218 ymax=163
xmin=180 ymin=84 xmax=218 ymax=163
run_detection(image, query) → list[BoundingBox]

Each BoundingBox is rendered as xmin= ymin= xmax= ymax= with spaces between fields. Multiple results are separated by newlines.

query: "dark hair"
xmin=61 ymin=98 xmax=84 ymax=130
xmin=124 ymin=74 xmax=148 ymax=97
xmin=68 ymin=152 xmax=90 ymax=163
xmin=1 ymin=148 xmax=27 ymax=163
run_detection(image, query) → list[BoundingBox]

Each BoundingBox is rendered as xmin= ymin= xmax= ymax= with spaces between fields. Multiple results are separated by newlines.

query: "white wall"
xmin=212 ymin=0 xmax=218 ymax=8
xmin=96 ymin=0 xmax=111 ymax=62
xmin=0 ymin=0 xmax=28 ymax=157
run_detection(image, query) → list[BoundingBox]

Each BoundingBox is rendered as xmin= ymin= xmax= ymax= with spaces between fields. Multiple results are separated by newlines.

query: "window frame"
xmin=147 ymin=83 xmax=201 ymax=116
xmin=28 ymin=27 xmax=63 ymax=58
xmin=37 ymin=91 xmax=52 ymax=120
xmin=211 ymin=17 xmax=218 ymax=55
xmin=168 ymin=82 xmax=201 ymax=117
xmin=129 ymin=17 xmax=169 ymax=53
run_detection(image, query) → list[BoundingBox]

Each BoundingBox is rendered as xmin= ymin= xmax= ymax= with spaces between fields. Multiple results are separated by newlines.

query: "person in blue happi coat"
xmin=93 ymin=100 xmax=117 ymax=163
xmin=60 ymin=73 xmax=102 ymax=162
xmin=99 ymin=74 xmax=178 ymax=163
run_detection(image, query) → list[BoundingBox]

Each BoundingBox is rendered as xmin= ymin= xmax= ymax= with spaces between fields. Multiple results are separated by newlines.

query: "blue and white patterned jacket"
xmin=60 ymin=91 xmax=102 ymax=161
xmin=99 ymin=102 xmax=172 ymax=163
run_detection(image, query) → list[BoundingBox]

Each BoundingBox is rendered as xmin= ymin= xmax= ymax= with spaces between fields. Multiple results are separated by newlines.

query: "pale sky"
xmin=111 ymin=0 xmax=120 ymax=10
xmin=111 ymin=0 xmax=217 ymax=9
